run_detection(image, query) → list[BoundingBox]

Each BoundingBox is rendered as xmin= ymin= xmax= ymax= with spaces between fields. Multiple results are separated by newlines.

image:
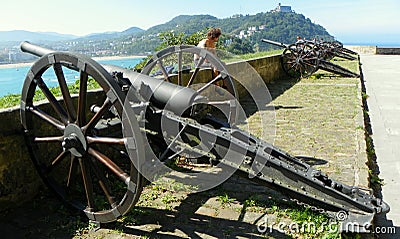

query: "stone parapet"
xmin=376 ymin=47 xmax=400 ymax=55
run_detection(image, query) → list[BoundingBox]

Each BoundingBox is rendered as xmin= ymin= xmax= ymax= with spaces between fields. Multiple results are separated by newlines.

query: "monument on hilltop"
xmin=271 ymin=3 xmax=293 ymax=13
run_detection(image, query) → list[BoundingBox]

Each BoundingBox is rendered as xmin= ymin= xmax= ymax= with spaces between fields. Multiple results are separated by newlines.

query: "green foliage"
xmin=369 ymin=169 xmax=384 ymax=186
xmin=0 ymin=78 xmax=100 ymax=109
xmin=217 ymin=193 xmax=236 ymax=207
xmin=115 ymin=11 xmax=334 ymax=56
xmin=134 ymin=28 xmax=209 ymax=71
xmin=157 ymin=28 xmax=208 ymax=49
xmin=285 ymin=207 xmax=340 ymax=238
xmin=225 ymin=37 xmax=255 ymax=55
xmin=0 ymin=94 xmax=21 ymax=108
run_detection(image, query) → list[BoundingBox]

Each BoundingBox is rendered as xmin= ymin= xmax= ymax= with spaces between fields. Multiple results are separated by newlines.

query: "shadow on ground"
xmin=0 ymin=176 xmax=294 ymax=239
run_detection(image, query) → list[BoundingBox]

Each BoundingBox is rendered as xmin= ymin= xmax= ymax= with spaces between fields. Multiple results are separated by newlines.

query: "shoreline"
xmin=0 ymin=55 xmax=145 ymax=69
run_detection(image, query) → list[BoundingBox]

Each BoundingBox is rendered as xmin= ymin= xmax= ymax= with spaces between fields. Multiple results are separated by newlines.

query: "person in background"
xmin=194 ymin=28 xmax=222 ymax=83
xmin=197 ymin=28 xmax=221 ymax=56
xmin=296 ymin=35 xmax=304 ymax=44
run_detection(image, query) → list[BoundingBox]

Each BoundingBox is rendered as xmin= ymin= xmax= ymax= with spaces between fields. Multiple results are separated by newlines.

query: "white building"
xmin=272 ymin=3 xmax=293 ymax=13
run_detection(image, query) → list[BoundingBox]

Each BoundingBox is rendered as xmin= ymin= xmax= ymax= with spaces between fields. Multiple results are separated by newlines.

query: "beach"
xmin=0 ymin=62 xmax=33 ymax=69
xmin=0 ymin=55 xmax=145 ymax=69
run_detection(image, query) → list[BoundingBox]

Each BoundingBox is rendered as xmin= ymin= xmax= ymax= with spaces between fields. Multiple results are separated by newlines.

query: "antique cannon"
xmin=261 ymin=39 xmax=360 ymax=79
xmin=313 ymin=40 xmax=358 ymax=61
xmin=19 ymin=41 xmax=388 ymax=232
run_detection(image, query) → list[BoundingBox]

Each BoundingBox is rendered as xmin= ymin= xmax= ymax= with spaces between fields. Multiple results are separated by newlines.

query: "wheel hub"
xmin=62 ymin=124 xmax=87 ymax=157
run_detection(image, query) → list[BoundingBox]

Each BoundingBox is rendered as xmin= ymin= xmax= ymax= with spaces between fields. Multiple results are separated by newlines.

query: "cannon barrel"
xmin=20 ymin=41 xmax=206 ymax=114
xmin=261 ymin=39 xmax=288 ymax=48
xmin=20 ymin=41 xmax=55 ymax=57
xmin=102 ymin=64 xmax=206 ymax=113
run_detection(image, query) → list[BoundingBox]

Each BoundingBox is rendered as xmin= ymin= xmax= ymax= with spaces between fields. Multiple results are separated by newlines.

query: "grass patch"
xmin=0 ymin=94 xmax=21 ymax=108
xmin=0 ymin=78 xmax=100 ymax=109
xmin=216 ymin=193 xmax=236 ymax=207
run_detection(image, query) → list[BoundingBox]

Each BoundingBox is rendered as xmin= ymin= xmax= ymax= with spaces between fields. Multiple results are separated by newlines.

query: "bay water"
xmin=0 ymin=57 xmax=144 ymax=97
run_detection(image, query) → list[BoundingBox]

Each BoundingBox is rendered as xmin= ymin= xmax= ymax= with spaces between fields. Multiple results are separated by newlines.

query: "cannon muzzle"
xmin=261 ymin=39 xmax=288 ymax=48
xmin=20 ymin=41 xmax=55 ymax=57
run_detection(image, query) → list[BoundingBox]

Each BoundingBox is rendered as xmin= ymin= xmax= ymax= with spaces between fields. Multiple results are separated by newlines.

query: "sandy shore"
xmin=0 ymin=55 xmax=145 ymax=69
xmin=93 ymin=55 xmax=144 ymax=61
xmin=0 ymin=62 xmax=33 ymax=69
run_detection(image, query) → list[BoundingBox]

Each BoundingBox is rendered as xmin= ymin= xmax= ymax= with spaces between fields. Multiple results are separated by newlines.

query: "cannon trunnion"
xmin=19 ymin=42 xmax=388 ymax=232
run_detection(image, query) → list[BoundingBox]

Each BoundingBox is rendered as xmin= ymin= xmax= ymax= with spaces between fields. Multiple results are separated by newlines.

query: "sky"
xmin=1 ymin=0 xmax=400 ymax=45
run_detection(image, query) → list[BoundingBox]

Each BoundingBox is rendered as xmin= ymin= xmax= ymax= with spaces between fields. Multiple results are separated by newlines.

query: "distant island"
xmin=0 ymin=6 xmax=334 ymax=64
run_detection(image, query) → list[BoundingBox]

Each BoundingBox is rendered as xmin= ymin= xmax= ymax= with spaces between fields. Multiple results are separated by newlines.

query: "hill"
xmin=120 ymin=11 xmax=334 ymax=54
xmin=0 ymin=30 xmax=77 ymax=43
xmin=145 ymin=15 xmax=219 ymax=35
xmin=76 ymin=27 xmax=144 ymax=41
xmin=1 ymin=11 xmax=334 ymax=62
xmin=141 ymin=12 xmax=333 ymax=42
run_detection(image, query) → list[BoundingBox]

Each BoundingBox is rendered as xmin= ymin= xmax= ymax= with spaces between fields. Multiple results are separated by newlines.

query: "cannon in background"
xmin=19 ymin=41 xmax=388 ymax=232
xmin=262 ymin=39 xmax=360 ymax=79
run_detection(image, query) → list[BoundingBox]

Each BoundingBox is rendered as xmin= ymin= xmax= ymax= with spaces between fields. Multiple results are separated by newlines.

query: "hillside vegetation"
xmin=117 ymin=12 xmax=334 ymax=55
xmin=2 ymin=11 xmax=334 ymax=62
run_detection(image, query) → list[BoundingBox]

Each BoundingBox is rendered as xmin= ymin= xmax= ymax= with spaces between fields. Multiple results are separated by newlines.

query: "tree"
xmin=134 ymin=29 xmax=210 ymax=71
xmin=225 ymin=38 xmax=254 ymax=55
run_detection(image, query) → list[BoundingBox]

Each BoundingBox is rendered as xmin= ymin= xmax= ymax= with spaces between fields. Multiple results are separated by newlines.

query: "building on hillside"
xmin=271 ymin=3 xmax=293 ymax=13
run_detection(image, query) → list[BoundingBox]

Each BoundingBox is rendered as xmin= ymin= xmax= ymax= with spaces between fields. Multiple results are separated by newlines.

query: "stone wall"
xmin=376 ymin=47 xmax=400 ymax=55
xmin=0 ymin=106 xmax=42 ymax=211
xmin=345 ymin=45 xmax=377 ymax=54
xmin=344 ymin=45 xmax=400 ymax=55
xmin=0 ymin=54 xmax=285 ymax=211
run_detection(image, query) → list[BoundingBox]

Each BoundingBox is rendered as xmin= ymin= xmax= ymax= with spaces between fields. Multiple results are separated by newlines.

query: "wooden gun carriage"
xmin=19 ymin=41 xmax=388 ymax=232
xmin=262 ymin=39 xmax=360 ymax=79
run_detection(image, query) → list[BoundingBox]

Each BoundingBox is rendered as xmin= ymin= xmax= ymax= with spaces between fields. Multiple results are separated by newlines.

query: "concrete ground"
xmin=360 ymin=54 xmax=400 ymax=238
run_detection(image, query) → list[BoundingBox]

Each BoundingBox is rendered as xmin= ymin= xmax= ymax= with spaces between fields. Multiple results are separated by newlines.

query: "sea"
xmin=0 ymin=57 xmax=144 ymax=97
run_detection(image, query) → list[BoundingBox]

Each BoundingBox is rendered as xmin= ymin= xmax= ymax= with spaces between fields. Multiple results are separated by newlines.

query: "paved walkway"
xmin=360 ymin=54 xmax=400 ymax=237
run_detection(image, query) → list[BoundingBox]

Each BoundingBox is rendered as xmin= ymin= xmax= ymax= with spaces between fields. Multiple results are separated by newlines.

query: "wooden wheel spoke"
xmin=196 ymin=73 xmax=223 ymax=94
xmin=34 ymin=135 xmax=64 ymax=143
xmin=86 ymin=136 xmax=125 ymax=145
xmin=187 ymin=57 xmax=206 ymax=86
xmin=177 ymin=51 xmax=183 ymax=85
xmin=285 ymin=59 xmax=297 ymax=64
xmin=288 ymin=63 xmax=298 ymax=71
xmin=27 ymin=105 xmax=65 ymax=130
xmin=76 ymin=71 xmax=88 ymax=126
xmin=42 ymin=150 xmax=68 ymax=175
xmin=88 ymin=148 xmax=130 ymax=183
xmin=82 ymin=98 xmax=112 ymax=133
xmin=303 ymin=62 xmax=317 ymax=68
xmin=35 ymin=77 xmax=68 ymax=124
xmin=156 ymin=60 xmax=170 ymax=82
xmin=303 ymin=50 xmax=314 ymax=58
xmin=88 ymin=158 xmax=116 ymax=206
xmin=67 ymin=155 xmax=77 ymax=188
xmin=53 ymin=63 xmax=76 ymax=122
xmin=78 ymin=157 xmax=95 ymax=209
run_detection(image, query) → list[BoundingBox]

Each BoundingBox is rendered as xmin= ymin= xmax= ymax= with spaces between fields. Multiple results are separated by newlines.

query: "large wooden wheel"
xmin=141 ymin=45 xmax=240 ymax=126
xmin=281 ymin=43 xmax=319 ymax=79
xmin=142 ymin=45 xmax=237 ymax=98
xmin=20 ymin=52 xmax=144 ymax=223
